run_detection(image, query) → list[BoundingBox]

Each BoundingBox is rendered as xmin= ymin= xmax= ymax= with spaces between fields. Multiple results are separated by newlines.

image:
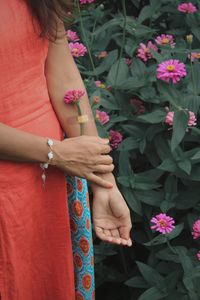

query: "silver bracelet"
xmin=40 ymin=138 xmax=54 ymax=185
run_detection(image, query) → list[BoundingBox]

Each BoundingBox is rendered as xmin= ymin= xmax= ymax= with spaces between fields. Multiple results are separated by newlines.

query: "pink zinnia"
xmin=80 ymin=0 xmax=95 ymax=4
xmin=151 ymin=213 xmax=175 ymax=234
xmin=196 ymin=251 xmax=200 ymax=261
xmin=137 ymin=41 xmax=158 ymax=62
xmin=66 ymin=30 xmax=80 ymax=42
xmin=130 ymin=98 xmax=145 ymax=115
xmin=192 ymin=220 xmax=200 ymax=239
xmin=96 ymin=110 xmax=110 ymax=125
xmin=165 ymin=110 xmax=197 ymax=126
xmin=109 ymin=130 xmax=123 ymax=150
xmin=69 ymin=42 xmax=87 ymax=58
xmin=64 ymin=89 xmax=85 ymax=104
xmin=155 ymin=34 xmax=175 ymax=47
xmin=178 ymin=3 xmax=197 ymax=14
xmin=157 ymin=59 xmax=187 ymax=84
xmin=189 ymin=52 xmax=200 ymax=62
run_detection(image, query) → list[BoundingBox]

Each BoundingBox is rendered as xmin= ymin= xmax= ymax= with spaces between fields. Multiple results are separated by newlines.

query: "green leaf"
xmin=138 ymin=109 xmax=166 ymax=124
xmin=107 ymin=58 xmax=129 ymax=87
xmin=136 ymin=261 xmax=163 ymax=286
xmin=171 ymin=110 xmax=189 ymax=152
xmin=138 ymin=286 xmax=167 ymax=300
xmin=125 ymin=276 xmax=149 ymax=288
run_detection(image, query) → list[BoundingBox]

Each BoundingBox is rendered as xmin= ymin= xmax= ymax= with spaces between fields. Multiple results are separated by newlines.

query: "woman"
xmin=0 ymin=0 xmax=132 ymax=299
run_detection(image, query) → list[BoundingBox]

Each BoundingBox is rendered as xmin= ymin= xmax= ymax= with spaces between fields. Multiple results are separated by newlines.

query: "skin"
xmin=45 ymin=22 xmax=132 ymax=246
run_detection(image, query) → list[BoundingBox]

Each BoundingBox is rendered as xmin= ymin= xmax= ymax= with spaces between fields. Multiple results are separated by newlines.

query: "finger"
xmin=101 ymin=145 xmax=111 ymax=154
xmin=103 ymin=229 xmax=121 ymax=244
xmin=88 ymin=174 xmax=113 ymax=188
xmin=95 ymin=227 xmax=112 ymax=242
xmin=119 ymin=226 xmax=132 ymax=241
xmin=99 ymin=138 xmax=110 ymax=145
xmin=98 ymin=155 xmax=113 ymax=165
xmin=94 ymin=164 xmax=114 ymax=174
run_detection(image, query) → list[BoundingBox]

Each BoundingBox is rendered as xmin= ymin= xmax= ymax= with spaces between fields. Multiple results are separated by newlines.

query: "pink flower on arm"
xmin=109 ymin=130 xmax=123 ymax=150
xmin=192 ymin=220 xmax=200 ymax=239
xmin=66 ymin=30 xmax=80 ymax=42
xmin=178 ymin=3 xmax=197 ymax=14
xmin=137 ymin=41 xmax=158 ymax=62
xmin=155 ymin=34 xmax=175 ymax=47
xmin=64 ymin=89 xmax=85 ymax=104
xmin=80 ymin=0 xmax=95 ymax=4
xmin=69 ymin=42 xmax=87 ymax=58
xmin=165 ymin=110 xmax=197 ymax=126
xmin=151 ymin=213 xmax=175 ymax=234
xmin=96 ymin=110 xmax=110 ymax=125
xmin=196 ymin=251 xmax=200 ymax=261
xmin=157 ymin=59 xmax=187 ymax=84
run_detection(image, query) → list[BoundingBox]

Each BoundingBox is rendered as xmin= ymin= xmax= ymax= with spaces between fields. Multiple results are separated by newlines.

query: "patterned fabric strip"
xmin=67 ymin=176 xmax=95 ymax=300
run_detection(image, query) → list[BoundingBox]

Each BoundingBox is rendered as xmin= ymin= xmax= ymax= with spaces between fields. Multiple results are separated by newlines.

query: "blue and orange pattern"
xmin=67 ymin=176 xmax=95 ymax=300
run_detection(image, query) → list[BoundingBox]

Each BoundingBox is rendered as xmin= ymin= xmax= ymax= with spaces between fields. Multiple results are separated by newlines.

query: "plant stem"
xmin=76 ymin=0 xmax=97 ymax=79
xmin=114 ymin=0 xmax=127 ymax=87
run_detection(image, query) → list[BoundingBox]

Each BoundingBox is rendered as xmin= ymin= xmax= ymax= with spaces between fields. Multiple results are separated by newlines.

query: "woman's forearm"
xmin=0 ymin=122 xmax=50 ymax=163
xmin=45 ymin=27 xmax=98 ymax=138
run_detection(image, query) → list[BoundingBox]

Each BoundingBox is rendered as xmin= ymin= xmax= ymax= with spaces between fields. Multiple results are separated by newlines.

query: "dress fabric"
xmin=67 ymin=177 xmax=95 ymax=300
xmin=0 ymin=1 xmax=75 ymax=299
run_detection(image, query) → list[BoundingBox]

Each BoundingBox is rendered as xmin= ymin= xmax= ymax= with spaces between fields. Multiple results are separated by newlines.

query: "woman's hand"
xmin=52 ymin=136 xmax=114 ymax=188
xmin=91 ymin=174 xmax=132 ymax=246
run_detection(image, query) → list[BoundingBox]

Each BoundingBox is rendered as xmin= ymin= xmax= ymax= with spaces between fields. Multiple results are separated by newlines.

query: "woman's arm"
xmin=45 ymin=23 xmax=132 ymax=246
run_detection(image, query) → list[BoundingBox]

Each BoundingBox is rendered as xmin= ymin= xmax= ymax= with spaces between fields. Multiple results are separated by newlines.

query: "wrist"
xmin=90 ymin=172 xmax=116 ymax=191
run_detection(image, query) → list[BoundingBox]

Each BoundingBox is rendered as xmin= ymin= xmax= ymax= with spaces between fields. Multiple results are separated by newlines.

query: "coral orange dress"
xmin=0 ymin=1 xmax=75 ymax=299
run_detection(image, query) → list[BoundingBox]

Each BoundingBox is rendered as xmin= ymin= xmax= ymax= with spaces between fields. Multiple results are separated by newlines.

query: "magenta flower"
xmin=69 ymin=42 xmax=87 ymax=58
xmin=165 ymin=110 xmax=197 ymax=127
xmin=80 ymin=0 xmax=95 ymax=4
xmin=196 ymin=251 xmax=200 ymax=261
xmin=66 ymin=30 xmax=80 ymax=42
xmin=137 ymin=41 xmax=158 ymax=62
xmin=64 ymin=89 xmax=85 ymax=104
xmin=157 ymin=59 xmax=187 ymax=84
xmin=192 ymin=220 xmax=200 ymax=239
xmin=109 ymin=130 xmax=123 ymax=150
xmin=155 ymin=34 xmax=175 ymax=47
xmin=96 ymin=110 xmax=110 ymax=125
xmin=151 ymin=213 xmax=175 ymax=234
xmin=189 ymin=52 xmax=200 ymax=62
xmin=130 ymin=98 xmax=145 ymax=115
xmin=178 ymin=3 xmax=197 ymax=14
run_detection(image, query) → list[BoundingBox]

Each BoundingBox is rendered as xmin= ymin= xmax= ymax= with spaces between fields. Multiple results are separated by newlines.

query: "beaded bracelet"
xmin=40 ymin=138 xmax=54 ymax=185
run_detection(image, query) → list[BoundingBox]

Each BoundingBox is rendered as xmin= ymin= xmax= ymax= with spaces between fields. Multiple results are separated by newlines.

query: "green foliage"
xmin=70 ymin=0 xmax=200 ymax=299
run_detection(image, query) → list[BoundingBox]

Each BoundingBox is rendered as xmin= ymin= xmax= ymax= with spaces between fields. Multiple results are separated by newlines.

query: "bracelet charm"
xmin=40 ymin=138 xmax=54 ymax=186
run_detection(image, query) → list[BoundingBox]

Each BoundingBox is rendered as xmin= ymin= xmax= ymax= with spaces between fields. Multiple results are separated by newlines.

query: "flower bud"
xmin=186 ymin=34 xmax=193 ymax=44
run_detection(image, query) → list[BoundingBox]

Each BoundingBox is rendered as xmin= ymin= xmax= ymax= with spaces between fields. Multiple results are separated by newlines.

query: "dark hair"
xmin=26 ymin=0 xmax=72 ymax=39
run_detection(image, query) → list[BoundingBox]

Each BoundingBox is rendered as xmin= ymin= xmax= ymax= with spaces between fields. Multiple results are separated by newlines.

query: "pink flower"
xmin=178 ymin=2 xmax=197 ymax=14
xmin=151 ymin=213 xmax=175 ymax=234
xmin=125 ymin=58 xmax=133 ymax=67
xmin=192 ymin=220 xmax=200 ymax=239
xmin=64 ymin=89 xmax=85 ymax=104
xmin=196 ymin=251 xmax=200 ymax=261
xmin=130 ymin=98 xmax=145 ymax=115
xmin=95 ymin=80 xmax=106 ymax=89
xmin=109 ymin=130 xmax=123 ymax=150
xmin=96 ymin=110 xmax=110 ymax=125
xmin=69 ymin=42 xmax=87 ymax=58
xmin=137 ymin=41 xmax=158 ymax=62
xmin=155 ymin=34 xmax=175 ymax=47
xmin=80 ymin=0 xmax=95 ymax=4
xmin=66 ymin=30 xmax=80 ymax=42
xmin=165 ymin=110 xmax=197 ymax=126
xmin=157 ymin=59 xmax=187 ymax=84
xmin=98 ymin=51 xmax=108 ymax=58
xmin=189 ymin=52 xmax=200 ymax=62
